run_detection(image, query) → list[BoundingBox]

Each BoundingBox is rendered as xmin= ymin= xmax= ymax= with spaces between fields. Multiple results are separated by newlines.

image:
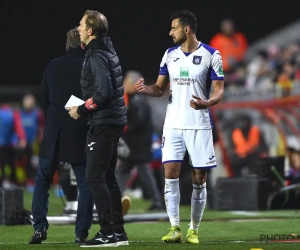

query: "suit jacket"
xmin=39 ymin=48 xmax=88 ymax=165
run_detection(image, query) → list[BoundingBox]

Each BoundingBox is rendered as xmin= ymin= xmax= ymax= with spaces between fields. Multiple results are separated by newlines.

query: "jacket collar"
xmin=85 ymin=36 xmax=115 ymax=54
xmin=65 ymin=48 xmax=85 ymax=58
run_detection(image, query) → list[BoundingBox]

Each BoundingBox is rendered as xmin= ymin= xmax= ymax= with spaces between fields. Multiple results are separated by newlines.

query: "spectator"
xmin=276 ymin=72 xmax=293 ymax=97
xmin=245 ymin=50 xmax=273 ymax=90
xmin=0 ymin=103 xmax=27 ymax=187
xmin=19 ymin=93 xmax=45 ymax=191
xmin=116 ymin=70 xmax=164 ymax=211
xmin=271 ymin=146 xmax=300 ymax=209
xmin=209 ymin=18 xmax=248 ymax=74
xmin=231 ymin=114 xmax=267 ymax=177
xmin=285 ymin=146 xmax=300 ymax=185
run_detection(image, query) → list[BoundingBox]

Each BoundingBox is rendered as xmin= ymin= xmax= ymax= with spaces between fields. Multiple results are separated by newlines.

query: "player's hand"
xmin=190 ymin=95 xmax=209 ymax=110
xmin=67 ymin=106 xmax=80 ymax=120
xmin=134 ymin=77 xmax=145 ymax=93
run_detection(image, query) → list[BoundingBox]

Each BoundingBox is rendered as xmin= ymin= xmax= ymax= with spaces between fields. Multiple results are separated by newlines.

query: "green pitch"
xmin=0 ymin=188 xmax=300 ymax=249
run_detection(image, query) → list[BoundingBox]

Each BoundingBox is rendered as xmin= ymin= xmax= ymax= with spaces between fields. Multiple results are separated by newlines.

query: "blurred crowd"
xmin=1 ymin=18 xmax=300 ymax=210
xmin=209 ymin=19 xmax=300 ymax=98
xmin=0 ymin=94 xmax=44 ymax=190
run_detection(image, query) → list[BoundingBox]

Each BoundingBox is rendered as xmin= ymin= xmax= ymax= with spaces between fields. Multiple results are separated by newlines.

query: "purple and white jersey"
xmin=159 ymin=42 xmax=224 ymax=129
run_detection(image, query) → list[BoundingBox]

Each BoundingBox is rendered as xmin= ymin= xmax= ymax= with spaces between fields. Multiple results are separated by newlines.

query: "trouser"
xmin=32 ymin=157 xmax=94 ymax=238
xmin=23 ymin=145 xmax=35 ymax=181
xmin=116 ymin=160 xmax=163 ymax=207
xmin=0 ymin=146 xmax=17 ymax=185
xmin=86 ymin=124 xmax=125 ymax=235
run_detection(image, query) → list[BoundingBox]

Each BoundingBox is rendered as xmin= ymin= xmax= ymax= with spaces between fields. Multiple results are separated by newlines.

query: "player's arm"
xmin=135 ymin=75 xmax=169 ymax=97
xmin=191 ymin=80 xmax=224 ymax=109
xmin=207 ymin=50 xmax=225 ymax=106
xmin=191 ymin=50 xmax=224 ymax=110
xmin=135 ymin=49 xmax=170 ymax=97
xmin=207 ymin=80 xmax=224 ymax=106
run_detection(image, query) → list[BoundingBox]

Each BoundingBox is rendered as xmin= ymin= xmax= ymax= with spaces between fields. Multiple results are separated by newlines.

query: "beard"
xmin=173 ymin=33 xmax=187 ymax=45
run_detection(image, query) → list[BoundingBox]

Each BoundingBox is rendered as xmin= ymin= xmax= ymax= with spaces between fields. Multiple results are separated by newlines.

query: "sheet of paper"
xmin=65 ymin=95 xmax=85 ymax=109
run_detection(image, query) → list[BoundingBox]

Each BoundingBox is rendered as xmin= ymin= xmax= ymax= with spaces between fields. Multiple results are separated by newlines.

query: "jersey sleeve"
xmin=159 ymin=49 xmax=169 ymax=76
xmin=210 ymin=50 xmax=225 ymax=80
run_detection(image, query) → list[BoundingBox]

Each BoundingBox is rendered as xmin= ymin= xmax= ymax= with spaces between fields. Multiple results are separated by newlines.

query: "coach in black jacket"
xmin=29 ymin=28 xmax=93 ymax=244
xmin=68 ymin=10 xmax=127 ymax=247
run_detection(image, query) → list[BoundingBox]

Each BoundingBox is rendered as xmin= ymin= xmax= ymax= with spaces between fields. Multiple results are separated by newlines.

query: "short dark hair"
xmin=84 ymin=10 xmax=109 ymax=37
xmin=171 ymin=10 xmax=197 ymax=32
xmin=66 ymin=27 xmax=81 ymax=51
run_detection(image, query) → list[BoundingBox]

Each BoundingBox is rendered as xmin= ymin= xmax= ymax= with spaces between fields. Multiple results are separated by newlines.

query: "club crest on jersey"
xmin=192 ymin=55 xmax=202 ymax=65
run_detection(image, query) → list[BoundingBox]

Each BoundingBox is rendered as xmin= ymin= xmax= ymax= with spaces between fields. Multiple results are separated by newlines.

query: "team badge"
xmin=193 ymin=55 xmax=202 ymax=65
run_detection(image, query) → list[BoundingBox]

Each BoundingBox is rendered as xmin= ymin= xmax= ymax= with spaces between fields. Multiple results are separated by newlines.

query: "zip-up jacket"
xmin=77 ymin=36 xmax=127 ymax=126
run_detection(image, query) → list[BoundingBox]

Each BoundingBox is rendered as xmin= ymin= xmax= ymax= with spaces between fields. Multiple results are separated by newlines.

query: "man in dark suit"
xmin=29 ymin=27 xmax=94 ymax=244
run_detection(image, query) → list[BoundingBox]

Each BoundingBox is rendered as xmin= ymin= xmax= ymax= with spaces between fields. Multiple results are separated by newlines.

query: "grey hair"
xmin=125 ymin=70 xmax=143 ymax=84
xmin=66 ymin=27 xmax=81 ymax=51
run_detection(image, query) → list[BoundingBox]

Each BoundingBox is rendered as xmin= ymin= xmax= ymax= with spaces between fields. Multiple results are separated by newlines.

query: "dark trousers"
xmin=32 ymin=157 xmax=94 ymax=238
xmin=24 ymin=145 xmax=35 ymax=181
xmin=86 ymin=125 xmax=125 ymax=235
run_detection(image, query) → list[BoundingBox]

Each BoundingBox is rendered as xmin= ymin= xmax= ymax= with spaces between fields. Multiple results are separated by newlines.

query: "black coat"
xmin=39 ymin=49 xmax=88 ymax=165
xmin=121 ymin=94 xmax=153 ymax=163
xmin=77 ymin=36 xmax=127 ymax=126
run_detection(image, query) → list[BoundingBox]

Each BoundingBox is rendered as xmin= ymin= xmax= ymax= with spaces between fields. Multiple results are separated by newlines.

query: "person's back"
xmin=122 ymin=93 xmax=153 ymax=163
xmin=122 ymin=70 xmax=153 ymax=161
xmin=29 ymin=27 xmax=94 ymax=245
xmin=42 ymin=50 xmax=85 ymax=125
xmin=39 ymin=46 xmax=88 ymax=163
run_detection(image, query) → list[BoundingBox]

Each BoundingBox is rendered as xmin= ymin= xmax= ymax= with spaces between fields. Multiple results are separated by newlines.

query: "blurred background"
xmin=1 ymin=0 xmax=300 ymax=223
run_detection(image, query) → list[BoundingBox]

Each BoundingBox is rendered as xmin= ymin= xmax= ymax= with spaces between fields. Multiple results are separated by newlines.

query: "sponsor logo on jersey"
xmin=173 ymin=77 xmax=196 ymax=86
xmin=180 ymin=67 xmax=189 ymax=77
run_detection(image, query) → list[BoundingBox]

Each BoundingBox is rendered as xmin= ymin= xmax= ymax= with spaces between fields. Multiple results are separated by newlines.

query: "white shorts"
xmin=161 ymin=128 xmax=217 ymax=168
